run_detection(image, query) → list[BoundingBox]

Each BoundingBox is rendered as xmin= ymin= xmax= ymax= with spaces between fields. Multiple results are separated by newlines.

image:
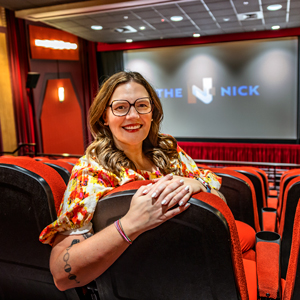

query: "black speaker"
xmin=26 ymin=72 xmax=40 ymax=88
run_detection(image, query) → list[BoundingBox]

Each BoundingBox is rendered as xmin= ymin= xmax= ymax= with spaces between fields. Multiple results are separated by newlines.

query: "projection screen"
xmin=123 ymin=37 xmax=298 ymax=140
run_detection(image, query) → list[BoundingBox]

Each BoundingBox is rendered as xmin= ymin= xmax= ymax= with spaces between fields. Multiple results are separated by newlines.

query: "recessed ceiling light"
xmin=223 ymin=18 xmax=230 ymax=22
xmin=267 ymin=4 xmax=282 ymax=11
xmin=91 ymin=25 xmax=103 ymax=30
xmin=271 ymin=25 xmax=280 ymax=30
xmin=170 ymin=16 xmax=183 ymax=22
xmin=193 ymin=33 xmax=200 ymax=37
xmin=139 ymin=26 xmax=146 ymax=30
xmin=126 ymin=39 xmax=133 ymax=43
xmin=124 ymin=16 xmax=128 ymax=19
xmin=243 ymin=1 xmax=249 ymax=5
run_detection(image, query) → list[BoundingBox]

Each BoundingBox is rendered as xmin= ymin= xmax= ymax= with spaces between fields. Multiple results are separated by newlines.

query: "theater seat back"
xmin=93 ymin=181 xmax=249 ymax=300
xmin=277 ymin=170 xmax=300 ymax=221
xmin=226 ymin=167 xmax=266 ymax=228
xmin=255 ymin=168 xmax=269 ymax=199
xmin=43 ymin=162 xmax=71 ymax=185
xmin=210 ymin=168 xmax=260 ymax=232
xmin=283 ymin=199 xmax=300 ymax=300
xmin=278 ymin=177 xmax=300 ymax=279
xmin=0 ymin=158 xmax=79 ymax=300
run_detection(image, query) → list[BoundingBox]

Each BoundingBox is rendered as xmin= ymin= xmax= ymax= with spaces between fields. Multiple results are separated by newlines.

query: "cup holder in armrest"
xmin=261 ymin=207 xmax=277 ymax=232
xmin=256 ymin=231 xmax=281 ymax=300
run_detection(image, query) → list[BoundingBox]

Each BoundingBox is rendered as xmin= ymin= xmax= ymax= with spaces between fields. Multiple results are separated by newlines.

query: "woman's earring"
xmin=104 ymin=122 xmax=108 ymax=125
xmin=151 ymin=119 xmax=153 ymax=121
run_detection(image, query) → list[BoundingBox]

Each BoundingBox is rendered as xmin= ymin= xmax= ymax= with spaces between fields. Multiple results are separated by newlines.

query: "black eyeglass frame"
xmin=107 ymin=97 xmax=153 ymax=117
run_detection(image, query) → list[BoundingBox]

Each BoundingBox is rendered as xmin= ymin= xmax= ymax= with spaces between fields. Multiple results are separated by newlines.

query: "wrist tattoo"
xmin=63 ymin=239 xmax=80 ymax=283
xmin=83 ymin=232 xmax=93 ymax=239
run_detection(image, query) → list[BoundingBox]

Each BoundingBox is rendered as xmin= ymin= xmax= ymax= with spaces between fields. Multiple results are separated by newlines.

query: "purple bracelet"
xmin=114 ymin=219 xmax=132 ymax=244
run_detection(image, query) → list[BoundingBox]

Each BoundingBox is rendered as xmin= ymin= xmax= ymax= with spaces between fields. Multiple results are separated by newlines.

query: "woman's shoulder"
xmin=75 ymin=155 xmax=106 ymax=169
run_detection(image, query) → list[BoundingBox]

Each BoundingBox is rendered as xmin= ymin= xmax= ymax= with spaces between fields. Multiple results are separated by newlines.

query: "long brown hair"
xmin=86 ymin=71 xmax=179 ymax=177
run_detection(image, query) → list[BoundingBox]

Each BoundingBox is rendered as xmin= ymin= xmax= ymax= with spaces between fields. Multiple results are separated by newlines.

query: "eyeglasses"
xmin=108 ymin=97 xmax=153 ymax=117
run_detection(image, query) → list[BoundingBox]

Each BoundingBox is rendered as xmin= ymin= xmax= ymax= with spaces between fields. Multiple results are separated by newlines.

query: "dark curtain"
xmin=5 ymin=9 xmax=35 ymax=155
xmin=96 ymin=50 xmax=124 ymax=86
xmin=79 ymin=38 xmax=99 ymax=147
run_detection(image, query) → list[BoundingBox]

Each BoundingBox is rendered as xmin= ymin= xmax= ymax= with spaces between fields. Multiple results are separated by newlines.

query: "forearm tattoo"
xmin=83 ymin=232 xmax=93 ymax=239
xmin=63 ymin=239 xmax=80 ymax=283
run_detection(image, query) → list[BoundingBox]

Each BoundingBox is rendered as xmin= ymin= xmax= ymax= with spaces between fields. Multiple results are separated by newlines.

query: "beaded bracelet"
xmin=196 ymin=177 xmax=212 ymax=193
xmin=114 ymin=219 xmax=132 ymax=245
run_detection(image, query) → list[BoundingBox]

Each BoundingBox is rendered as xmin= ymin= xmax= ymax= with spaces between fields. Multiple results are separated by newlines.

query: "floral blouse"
xmin=39 ymin=146 xmax=221 ymax=245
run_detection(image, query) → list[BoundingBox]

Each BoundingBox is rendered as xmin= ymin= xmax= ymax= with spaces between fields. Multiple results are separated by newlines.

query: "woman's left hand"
xmin=151 ymin=175 xmax=206 ymax=207
xmin=152 ymin=175 xmax=226 ymax=205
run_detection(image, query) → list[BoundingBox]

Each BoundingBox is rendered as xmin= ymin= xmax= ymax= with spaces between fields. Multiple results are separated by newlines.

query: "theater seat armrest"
xmin=262 ymin=207 xmax=277 ymax=232
xmin=269 ymin=190 xmax=278 ymax=198
xmin=256 ymin=231 xmax=281 ymax=300
xmin=267 ymin=197 xmax=278 ymax=209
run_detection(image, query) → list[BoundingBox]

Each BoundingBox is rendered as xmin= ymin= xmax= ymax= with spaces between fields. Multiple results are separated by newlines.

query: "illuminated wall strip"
xmin=35 ymin=39 xmax=78 ymax=50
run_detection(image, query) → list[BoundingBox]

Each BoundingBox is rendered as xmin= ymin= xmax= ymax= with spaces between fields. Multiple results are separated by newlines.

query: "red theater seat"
xmin=41 ymin=159 xmax=74 ymax=173
xmin=226 ymin=166 xmax=267 ymax=229
xmin=283 ymin=199 xmax=300 ymax=300
xmin=277 ymin=169 xmax=300 ymax=223
xmin=93 ymin=181 xmax=257 ymax=300
xmin=0 ymin=156 xmax=65 ymax=213
xmin=255 ymin=168 xmax=269 ymax=199
xmin=209 ymin=168 xmax=261 ymax=233
xmin=40 ymin=159 xmax=73 ymax=184
xmin=0 ymin=157 xmax=80 ymax=299
xmin=278 ymin=177 xmax=300 ymax=279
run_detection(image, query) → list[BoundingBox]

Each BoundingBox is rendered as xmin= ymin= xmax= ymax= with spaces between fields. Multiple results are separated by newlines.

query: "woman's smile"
xmin=122 ymin=123 xmax=143 ymax=132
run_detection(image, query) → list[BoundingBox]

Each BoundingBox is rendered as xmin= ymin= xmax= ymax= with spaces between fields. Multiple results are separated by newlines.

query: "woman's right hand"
xmin=121 ymin=174 xmax=191 ymax=236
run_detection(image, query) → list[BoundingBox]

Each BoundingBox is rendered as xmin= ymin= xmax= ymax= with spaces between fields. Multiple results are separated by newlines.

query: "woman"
xmin=40 ymin=71 xmax=254 ymax=291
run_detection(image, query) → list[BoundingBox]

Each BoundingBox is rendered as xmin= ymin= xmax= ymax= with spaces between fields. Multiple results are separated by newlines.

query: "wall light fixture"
xmin=58 ymin=87 xmax=65 ymax=102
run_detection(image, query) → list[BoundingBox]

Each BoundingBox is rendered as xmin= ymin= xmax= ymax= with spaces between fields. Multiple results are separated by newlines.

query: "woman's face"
xmin=103 ymin=81 xmax=153 ymax=151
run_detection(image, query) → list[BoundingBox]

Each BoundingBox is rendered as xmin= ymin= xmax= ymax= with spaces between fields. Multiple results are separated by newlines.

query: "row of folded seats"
xmin=0 ymin=156 xmax=299 ymax=299
xmin=200 ymin=165 xmax=300 ymax=299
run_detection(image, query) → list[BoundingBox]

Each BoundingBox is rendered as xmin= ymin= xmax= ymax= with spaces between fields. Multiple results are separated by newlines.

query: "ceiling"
xmin=0 ymin=0 xmax=299 ymax=43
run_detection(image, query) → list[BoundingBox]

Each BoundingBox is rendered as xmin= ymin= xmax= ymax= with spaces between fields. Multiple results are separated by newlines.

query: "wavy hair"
xmin=86 ymin=71 xmax=179 ymax=177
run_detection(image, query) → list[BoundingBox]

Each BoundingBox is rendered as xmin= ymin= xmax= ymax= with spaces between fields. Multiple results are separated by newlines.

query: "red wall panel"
xmin=41 ymin=78 xmax=84 ymax=155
